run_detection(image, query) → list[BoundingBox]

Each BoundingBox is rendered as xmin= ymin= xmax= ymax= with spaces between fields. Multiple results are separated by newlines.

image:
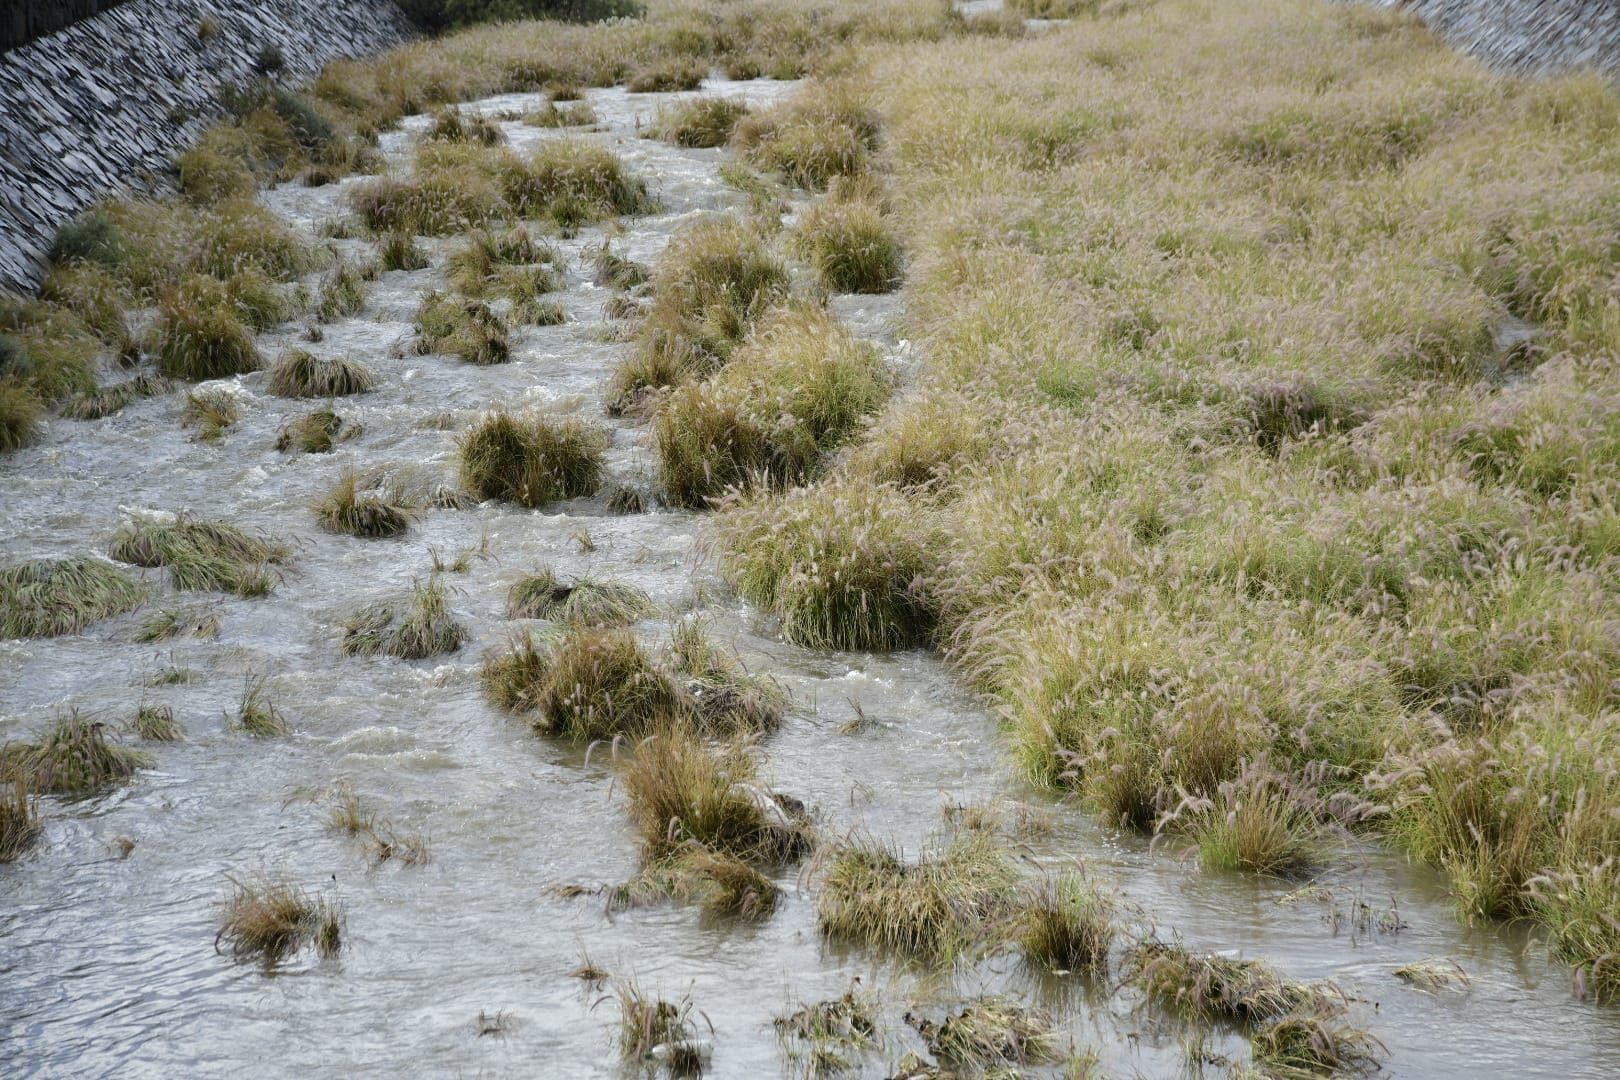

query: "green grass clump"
xmin=348 ymin=172 xmax=502 ymax=236
xmin=0 ymin=780 xmax=42 ymax=863
xmin=315 ymin=261 xmax=371 ymax=322
xmin=276 ymin=407 xmax=359 ymax=453
xmin=265 ymin=348 xmax=375 ymax=397
xmin=232 ymin=676 xmax=289 ymax=736
xmin=1533 ymin=860 xmax=1620 ymax=1003
xmin=526 ymin=100 xmax=598 ymax=128
xmin=503 ymin=139 xmax=655 ymax=227
xmin=377 ymin=230 xmax=429 ymax=271
xmin=1019 ymin=870 xmax=1116 ymax=974
xmin=189 ymin=200 xmax=317 ymax=281
xmin=666 ymin=616 xmax=787 ymax=735
xmin=216 ymin=875 xmax=343 ymax=966
xmin=181 ymin=386 xmax=240 ymax=441
xmin=413 ymin=292 xmax=511 ymax=364
xmin=624 ymin=722 xmax=811 ymax=864
xmin=717 ymin=479 xmax=935 ymax=651
xmin=627 ymin=56 xmax=707 ymax=93
xmin=131 ymin=605 xmax=219 ymax=642
xmin=40 ymin=263 xmax=138 ymax=356
xmin=734 ymin=84 xmax=881 ymax=190
xmin=1124 ymin=938 xmax=1338 ymax=1024
xmin=1166 ymin=759 xmax=1328 ymax=878
xmin=426 ymin=106 xmax=505 ymax=145
xmin=0 ymin=378 xmax=44 ymax=451
xmin=653 ymin=97 xmax=749 ymax=148
xmin=61 ymin=373 xmax=169 ymax=421
xmin=793 ymin=196 xmax=902 ymax=293
xmin=445 ymin=226 xmax=562 ymax=297
xmin=818 ymin=831 xmax=1018 ymax=961
xmin=655 ymin=304 xmax=893 ymax=506
xmin=909 ymin=998 xmax=1061 ymax=1072
xmin=506 ymin=567 xmax=655 ymax=626
xmin=457 ymin=410 xmax=609 ymax=507
xmin=0 ymin=713 xmax=154 ymax=795
xmin=0 ymin=556 xmax=146 ymax=638
xmin=314 ymin=470 xmax=415 ymax=538
xmin=154 ymin=277 xmax=261 ymax=380
xmin=130 ymin=703 xmax=184 ymax=742
xmin=49 ymin=208 xmax=127 ymax=268
xmin=108 ymin=515 xmax=288 ymax=597
xmin=483 ymin=625 xmax=688 ymax=741
xmin=341 ymin=575 xmax=466 ymax=659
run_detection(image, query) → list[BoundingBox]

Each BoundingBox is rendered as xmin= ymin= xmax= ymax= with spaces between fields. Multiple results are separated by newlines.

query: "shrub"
xmin=793 ymin=197 xmax=902 ymax=293
xmin=506 ymin=567 xmax=654 ymax=626
xmin=109 ymin=514 xmax=288 ymax=597
xmin=0 ymin=556 xmax=146 ymax=638
xmin=265 ymin=348 xmax=375 ymax=397
xmin=653 ymin=97 xmax=749 ymax=148
xmin=314 ymin=470 xmax=415 ymax=538
xmin=817 ymin=831 xmax=1018 ymax=961
xmin=457 ymin=410 xmax=609 ymax=507
xmin=0 ymin=712 xmax=154 ymax=795
xmin=342 ymin=575 xmax=466 ymax=659
xmin=154 ymin=277 xmax=261 ymax=380
xmin=716 ymin=479 xmax=935 ymax=650
xmin=622 ymin=722 xmax=810 ymax=863
xmin=215 ymin=875 xmax=343 ymax=966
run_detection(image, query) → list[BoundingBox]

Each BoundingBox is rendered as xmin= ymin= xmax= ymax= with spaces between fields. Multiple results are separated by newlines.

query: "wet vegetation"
xmin=314 ymin=469 xmax=416 ymax=538
xmin=266 ymin=349 xmax=376 ymax=398
xmin=0 ymin=557 xmax=146 ymax=638
xmin=341 ymin=575 xmax=467 ymax=659
xmin=457 ymin=410 xmax=609 ymax=506
xmin=216 ymin=875 xmax=343 ymax=966
xmin=0 ymin=713 xmax=154 ymax=795
xmin=109 ymin=515 xmax=288 ymax=597
xmin=505 ymin=567 xmax=654 ymax=626
xmin=0 ymin=780 xmax=42 ymax=863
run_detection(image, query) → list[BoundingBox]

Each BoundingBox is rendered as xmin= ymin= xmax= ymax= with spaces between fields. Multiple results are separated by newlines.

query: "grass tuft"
xmin=181 ymin=386 xmax=240 ymax=441
xmin=793 ymin=196 xmax=902 ymax=293
xmin=154 ymin=276 xmax=261 ymax=380
xmin=130 ymin=703 xmax=184 ymax=742
xmin=506 ymin=567 xmax=655 ymax=626
xmin=61 ymin=373 xmax=169 ymax=421
xmin=265 ymin=348 xmax=375 ymax=397
xmin=1019 ymin=870 xmax=1116 ymax=974
xmin=653 ymin=97 xmax=749 ymax=148
xmin=215 ymin=875 xmax=343 ymax=966
xmin=109 ymin=514 xmax=288 ymax=597
xmin=276 ymin=407 xmax=359 ymax=453
xmin=666 ymin=617 xmax=787 ymax=735
xmin=627 ymin=56 xmax=707 ymax=93
xmin=0 ymin=780 xmax=42 ymax=863
xmin=233 ymin=676 xmax=289 ymax=736
xmin=0 ymin=556 xmax=146 ymax=638
xmin=1 ymin=712 xmax=154 ymax=794
xmin=314 ymin=469 xmax=415 ymax=538
xmin=341 ymin=575 xmax=466 ymax=659
xmin=907 ymin=997 xmax=1061 ymax=1072
xmin=483 ymin=625 xmax=687 ymax=741
xmin=458 ymin=410 xmax=609 ymax=507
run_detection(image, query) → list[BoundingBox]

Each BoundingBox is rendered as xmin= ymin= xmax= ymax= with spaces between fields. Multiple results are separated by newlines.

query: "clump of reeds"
xmin=377 ymin=230 xmax=429 ymax=271
xmin=1019 ymin=870 xmax=1116 ymax=974
xmin=506 ymin=567 xmax=655 ymax=626
xmin=181 ymin=386 xmax=240 ymax=441
xmin=817 ymin=831 xmax=1018 ymax=961
xmin=315 ymin=260 xmax=371 ymax=322
xmin=61 ymin=372 xmax=169 ymax=421
xmin=232 ymin=675 xmax=289 ymax=736
xmin=215 ymin=874 xmax=343 ymax=966
xmin=457 ymin=410 xmax=609 ymax=507
xmin=154 ymin=276 xmax=261 ymax=380
xmin=1124 ymin=938 xmax=1340 ymax=1024
xmin=0 ymin=378 xmax=43 ymax=452
xmin=1250 ymin=1012 xmax=1386 ymax=1078
xmin=480 ymin=632 xmax=551 ymax=716
xmin=524 ymin=100 xmax=598 ymax=128
xmin=0 ymin=556 xmax=146 ymax=638
xmin=265 ymin=348 xmax=375 ymax=397
xmin=1161 ymin=759 xmax=1329 ymax=878
xmin=341 ymin=575 xmax=466 ymax=659
xmin=130 ymin=703 xmax=184 ymax=742
xmin=907 ymin=997 xmax=1061 ymax=1072
xmin=623 ymin=722 xmax=811 ymax=864
xmin=611 ymin=980 xmax=709 ymax=1069
xmin=613 ymin=845 xmax=779 ymax=919
xmin=716 ymin=479 xmax=935 ymax=650
xmin=734 ymin=84 xmax=882 ymax=190
xmin=109 ymin=514 xmax=287 ymax=597
xmin=482 ymin=625 xmax=688 ymax=741
xmin=131 ymin=604 xmax=219 ymax=642
xmin=627 ymin=56 xmax=707 ymax=93
xmin=445 ymin=227 xmax=563 ymax=297
xmin=653 ymin=97 xmax=749 ymax=148
xmin=504 ymin=140 xmax=655 ymax=227
xmin=413 ymin=291 xmax=511 ymax=364
xmin=590 ymin=243 xmax=650 ymax=290
xmin=0 ymin=712 xmax=154 ymax=794
xmin=774 ymin=983 xmax=881 ymax=1073
xmin=314 ymin=469 xmax=415 ymax=538
xmin=426 ymin=107 xmax=505 ymax=146
xmin=792 ymin=196 xmax=902 ymax=293
xmin=275 ymin=407 xmax=359 ymax=454
xmin=0 ymin=780 xmax=42 ymax=862
xmin=665 ymin=616 xmax=787 ymax=735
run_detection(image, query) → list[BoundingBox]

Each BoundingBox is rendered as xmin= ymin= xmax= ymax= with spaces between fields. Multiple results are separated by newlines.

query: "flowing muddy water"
xmin=3 ymin=73 xmax=1618 ymax=1079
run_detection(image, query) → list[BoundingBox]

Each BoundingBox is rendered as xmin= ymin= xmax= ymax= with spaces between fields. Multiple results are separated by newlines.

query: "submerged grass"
xmin=314 ymin=469 xmax=415 ymax=538
xmin=0 ymin=780 xmax=42 ymax=862
xmin=216 ymin=875 xmax=343 ymax=966
xmin=482 ymin=625 xmax=687 ymax=741
xmin=341 ymin=575 xmax=466 ymax=659
xmin=109 ymin=515 xmax=288 ymax=597
xmin=1 ymin=712 xmax=154 ymax=795
xmin=0 ymin=556 xmax=146 ymax=638
xmin=265 ymin=348 xmax=375 ymax=397
xmin=506 ymin=567 xmax=655 ymax=626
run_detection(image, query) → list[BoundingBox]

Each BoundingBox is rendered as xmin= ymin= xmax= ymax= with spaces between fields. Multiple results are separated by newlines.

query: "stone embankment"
xmin=1388 ymin=0 xmax=1620 ymax=77
xmin=0 ymin=0 xmax=415 ymax=292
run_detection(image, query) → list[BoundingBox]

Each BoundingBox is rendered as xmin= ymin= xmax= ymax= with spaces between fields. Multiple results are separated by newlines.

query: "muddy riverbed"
xmin=3 ymin=71 xmax=1619 ymax=1079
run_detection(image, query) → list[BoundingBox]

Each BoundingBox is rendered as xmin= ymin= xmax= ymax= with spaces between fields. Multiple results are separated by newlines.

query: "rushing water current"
xmin=3 ymin=74 xmax=1619 ymax=1079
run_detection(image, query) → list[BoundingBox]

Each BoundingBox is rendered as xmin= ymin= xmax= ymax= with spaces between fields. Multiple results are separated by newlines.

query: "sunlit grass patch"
xmin=623 ymin=722 xmax=811 ymax=864
xmin=341 ymin=575 xmax=466 ymax=659
xmin=817 ymin=831 xmax=1017 ymax=961
xmin=716 ymin=479 xmax=935 ymax=650
xmin=458 ymin=410 xmax=609 ymax=507
xmin=314 ymin=469 xmax=415 ymax=538
xmin=0 ymin=780 xmax=42 ymax=863
xmin=276 ymin=407 xmax=360 ymax=454
xmin=652 ymin=97 xmax=749 ymax=148
xmin=792 ymin=196 xmax=902 ymax=293
xmin=0 ymin=556 xmax=146 ymax=638
xmin=216 ymin=874 xmax=343 ymax=966
xmin=1 ymin=712 xmax=154 ymax=795
xmin=265 ymin=348 xmax=375 ymax=397
xmin=908 ymin=997 xmax=1061 ymax=1072
xmin=506 ymin=567 xmax=655 ymax=627
xmin=109 ymin=514 xmax=288 ymax=597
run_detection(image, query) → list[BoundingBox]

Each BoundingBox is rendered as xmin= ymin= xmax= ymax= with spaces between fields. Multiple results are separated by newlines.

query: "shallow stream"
xmin=3 ymin=71 xmax=1619 ymax=1079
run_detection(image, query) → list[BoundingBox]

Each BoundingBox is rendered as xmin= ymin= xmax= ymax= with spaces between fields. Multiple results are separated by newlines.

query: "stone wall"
xmin=2 ymin=1 xmax=134 ymax=53
xmin=1387 ymin=0 xmax=1620 ymax=77
xmin=0 ymin=0 xmax=416 ymax=293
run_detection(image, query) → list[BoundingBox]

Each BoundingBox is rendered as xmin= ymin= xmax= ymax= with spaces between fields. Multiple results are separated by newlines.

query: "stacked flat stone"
xmin=1380 ymin=0 xmax=1620 ymax=78
xmin=0 ymin=0 xmax=416 ymax=292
